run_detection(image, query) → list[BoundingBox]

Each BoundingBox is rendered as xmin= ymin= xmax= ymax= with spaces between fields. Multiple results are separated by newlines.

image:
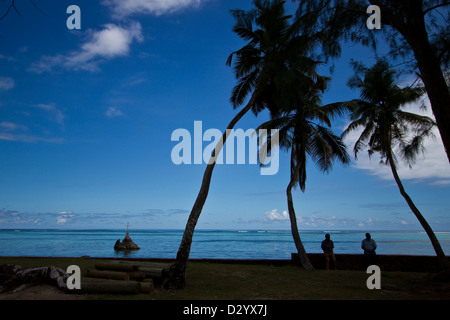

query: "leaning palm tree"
xmin=258 ymin=77 xmax=351 ymax=271
xmin=343 ymin=59 xmax=450 ymax=270
xmin=163 ymin=0 xmax=324 ymax=289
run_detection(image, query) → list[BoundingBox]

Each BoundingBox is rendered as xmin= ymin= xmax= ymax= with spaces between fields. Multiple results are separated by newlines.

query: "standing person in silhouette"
xmin=361 ymin=233 xmax=377 ymax=266
xmin=321 ymin=233 xmax=337 ymax=270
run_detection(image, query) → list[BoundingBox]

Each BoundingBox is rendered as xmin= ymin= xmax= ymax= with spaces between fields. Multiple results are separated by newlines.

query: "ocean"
xmin=0 ymin=229 xmax=449 ymax=259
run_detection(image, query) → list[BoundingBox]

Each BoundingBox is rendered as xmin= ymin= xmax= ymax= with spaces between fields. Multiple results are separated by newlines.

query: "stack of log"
xmin=81 ymin=260 xmax=171 ymax=294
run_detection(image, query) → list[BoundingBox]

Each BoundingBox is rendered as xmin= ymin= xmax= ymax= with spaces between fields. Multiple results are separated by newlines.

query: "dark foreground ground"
xmin=0 ymin=256 xmax=449 ymax=300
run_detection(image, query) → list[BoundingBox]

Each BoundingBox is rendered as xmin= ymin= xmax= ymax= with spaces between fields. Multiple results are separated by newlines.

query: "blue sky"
xmin=0 ymin=0 xmax=449 ymax=231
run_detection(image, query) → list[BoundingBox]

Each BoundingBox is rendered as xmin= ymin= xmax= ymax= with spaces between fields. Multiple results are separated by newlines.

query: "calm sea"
xmin=0 ymin=229 xmax=449 ymax=259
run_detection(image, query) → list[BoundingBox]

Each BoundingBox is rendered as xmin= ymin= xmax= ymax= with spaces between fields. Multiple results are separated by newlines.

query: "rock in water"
xmin=114 ymin=231 xmax=140 ymax=251
xmin=114 ymin=239 xmax=125 ymax=250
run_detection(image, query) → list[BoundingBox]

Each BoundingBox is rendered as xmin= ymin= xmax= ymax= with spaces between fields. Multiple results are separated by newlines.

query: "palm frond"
xmin=230 ymin=68 xmax=260 ymax=108
xmin=229 ymin=8 xmax=259 ymax=43
xmin=320 ymin=100 xmax=359 ymax=121
xmin=353 ymin=121 xmax=375 ymax=159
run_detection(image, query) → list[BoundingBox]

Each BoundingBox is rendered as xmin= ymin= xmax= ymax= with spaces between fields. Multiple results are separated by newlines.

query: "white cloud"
xmin=106 ymin=107 xmax=124 ymax=118
xmin=0 ymin=77 xmax=14 ymax=91
xmin=0 ymin=54 xmax=15 ymax=62
xmin=0 ymin=209 xmax=41 ymax=226
xmin=259 ymin=209 xmax=424 ymax=229
xmin=297 ymin=215 xmax=356 ymax=228
xmin=30 ymin=23 xmax=143 ymax=73
xmin=34 ymin=103 xmax=56 ymax=111
xmin=34 ymin=103 xmax=65 ymax=126
xmin=0 ymin=121 xmax=27 ymax=132
xmin=0 ymin=105 xmax=64 ymax=143
xmin=102 ymin=0 xmax=204 ymax=18
xmin=264 ymin=210 xmax=350 ymax=226
xmin=57 ymin=210 xmax=75 ymax=225
xmin=343 ymin=97 xmax=450 ymax=185
xmin=265 ymin=209 xmax=289 ymax=221
xmin=0 ymin=133 xmax=64 ymax=143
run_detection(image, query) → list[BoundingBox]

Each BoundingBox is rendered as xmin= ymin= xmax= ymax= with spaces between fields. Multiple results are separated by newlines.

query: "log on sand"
xmin=77 ymin=280 xmax=154 ymax=294
xmin=114 ymin=261 xmax=172 ymax=273
xmin=138 ymin=267 xmax=164 ymax=279
xmin=105 ymin=260 xmax=171 ymax=279
xmin=94 ymin=262 xmax=138 ymax=272
xmin=86 ymin=269 xmax=130 ymax=281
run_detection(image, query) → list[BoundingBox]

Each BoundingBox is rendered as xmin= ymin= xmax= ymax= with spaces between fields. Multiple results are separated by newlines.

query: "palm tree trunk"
xmin=286 ymin=160 xmax=315 ymax=271
xmin=162 ymin=92 xmax=258 ymax=290
xmin=407 ymin=29 xmax=450 ymax=164
xmin=387 ymin=152 xmax=450 ymax=270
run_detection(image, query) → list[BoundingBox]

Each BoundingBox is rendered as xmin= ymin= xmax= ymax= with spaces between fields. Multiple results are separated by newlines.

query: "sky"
xmin=0 ymin=0 xmax=449 ymax=231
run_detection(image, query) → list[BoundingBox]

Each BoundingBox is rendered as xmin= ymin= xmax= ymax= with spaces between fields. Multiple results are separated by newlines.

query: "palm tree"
xmin=258 ymin=78 xmax=351 ymax=271
xmin=343 ymin=59 xmax=450 ymax=270
xmin=163 ymin=0 xmax=324 ymax=289
xmin=294 ymin=0 xmax=450 ymax=163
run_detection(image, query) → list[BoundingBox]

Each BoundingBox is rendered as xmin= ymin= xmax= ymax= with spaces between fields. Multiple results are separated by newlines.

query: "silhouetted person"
xmin=361 ymin=233 xmax=377 ymax=266
xmin=321 ymin=233 xmax=337 ymax=270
